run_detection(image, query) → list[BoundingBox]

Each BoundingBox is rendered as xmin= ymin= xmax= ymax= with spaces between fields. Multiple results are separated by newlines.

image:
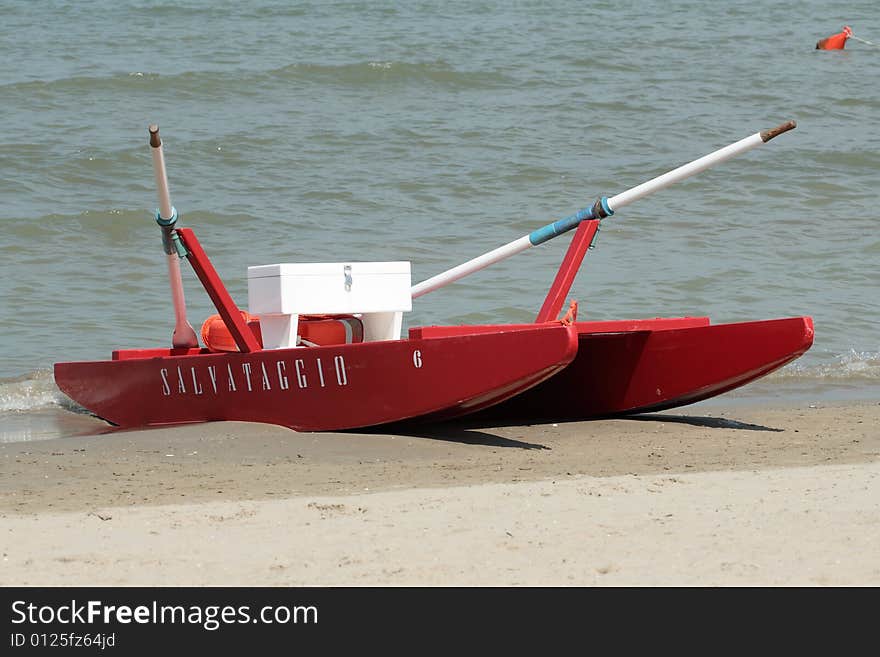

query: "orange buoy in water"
xmin=816 ymin=25 xmax=852 ymax=50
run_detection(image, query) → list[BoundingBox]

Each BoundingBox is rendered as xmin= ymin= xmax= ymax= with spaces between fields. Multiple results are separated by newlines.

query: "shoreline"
xmin=1 ymin=399 xmax=877 ymax=585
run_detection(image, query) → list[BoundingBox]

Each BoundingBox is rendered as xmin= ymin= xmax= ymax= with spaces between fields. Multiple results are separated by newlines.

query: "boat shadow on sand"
xmin=626 ymin=413 xmax=783 ymax=432
xmin=357 ymin=424 xmax=553 ymax=450
xmin=360 ymin=412 xmax=783 ymax=449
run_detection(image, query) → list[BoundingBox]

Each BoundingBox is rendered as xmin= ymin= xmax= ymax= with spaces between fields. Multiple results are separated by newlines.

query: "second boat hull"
xmin=416 ymin=316 xmax=814 ymax=422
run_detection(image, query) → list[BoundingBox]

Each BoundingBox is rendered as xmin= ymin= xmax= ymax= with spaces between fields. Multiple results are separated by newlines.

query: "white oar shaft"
xmin=148 ymin=125 xmax=198 ymax=349
xmin=151 ymin=144 xmax=174 ymax=220
xmin=607 ymin=132 xmax=764 ymax=211
xmin=166 ymin=253 xmax=189 ymax=322
xmin=411 ymin=121 xmax=795 ymax=298
xmin=411 ymin=236 xmax=532 ymax=298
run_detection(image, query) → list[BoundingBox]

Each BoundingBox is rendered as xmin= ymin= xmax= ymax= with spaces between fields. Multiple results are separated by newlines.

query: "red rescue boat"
xmin=54 ymin=120 xmax=812 ymax=432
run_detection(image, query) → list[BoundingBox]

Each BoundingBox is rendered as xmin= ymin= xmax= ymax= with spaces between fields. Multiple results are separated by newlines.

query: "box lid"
xmin=247 ymin=261 xmax=411 ymax=279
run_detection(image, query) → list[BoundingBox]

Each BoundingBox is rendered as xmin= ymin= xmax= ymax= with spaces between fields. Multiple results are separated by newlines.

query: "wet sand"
xmin=1 ymin=400 xmax=878 ymax=585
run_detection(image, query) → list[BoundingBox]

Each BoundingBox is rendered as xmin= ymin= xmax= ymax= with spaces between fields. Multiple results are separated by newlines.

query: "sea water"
xmin=1 ymin=0 xmax=878 ymax=441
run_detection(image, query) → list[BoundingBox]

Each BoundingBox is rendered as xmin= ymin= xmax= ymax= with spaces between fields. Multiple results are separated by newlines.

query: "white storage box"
xmin=247 ymin=261 xmax=412 ymax=348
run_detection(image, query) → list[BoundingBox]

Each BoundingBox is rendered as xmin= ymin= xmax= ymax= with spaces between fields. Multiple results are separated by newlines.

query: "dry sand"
xmin=1 ymin=400 xmax=878 ymax=585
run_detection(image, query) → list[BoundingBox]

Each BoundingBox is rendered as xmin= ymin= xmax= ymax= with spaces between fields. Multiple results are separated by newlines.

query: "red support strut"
xmin=535 ymin=219 xmax=599 ymax=323
xmin=176 ymin=227 xmax=262 ymax=353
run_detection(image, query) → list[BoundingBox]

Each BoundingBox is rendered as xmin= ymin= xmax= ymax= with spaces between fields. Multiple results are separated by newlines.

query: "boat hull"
xmin=419 ymin=316 xmax=814 ymax=422
xmin=54 ymin=323 xmax=578 ymax=432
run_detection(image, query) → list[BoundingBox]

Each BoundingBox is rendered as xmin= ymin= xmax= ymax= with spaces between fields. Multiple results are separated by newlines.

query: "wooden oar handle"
xmin=149 ymin=124 xmax=161 ymax=148
xmin=760 ymin=120 xmax=796 ymax=143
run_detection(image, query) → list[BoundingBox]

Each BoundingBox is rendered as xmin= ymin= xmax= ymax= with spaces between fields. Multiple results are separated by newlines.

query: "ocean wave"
xmin=268 ymin=60 xmax=513 ymax=89
xmin=1 ymin=60 xmax=513 ymax=98
xmin=0 ymin=370 xmax=82 ymax=413
xmin=2 ymin=208 xmax=153 ymax=243
xmin=769 ymin=350 xmax=880 ymax=382
xmin=4 ymin=208 xmax=259 ymax=243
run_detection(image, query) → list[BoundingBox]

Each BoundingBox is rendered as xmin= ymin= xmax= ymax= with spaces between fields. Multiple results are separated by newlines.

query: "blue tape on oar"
xmin=155 ymin=207 xmax=178 ymax=227
xmin=528 ymin=197 xmax=613 ymax=246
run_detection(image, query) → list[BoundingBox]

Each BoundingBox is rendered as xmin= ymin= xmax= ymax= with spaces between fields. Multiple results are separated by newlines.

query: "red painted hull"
xmin=417 ymin=316 xmax=814 ymax=422
xmin=54 ymin=323 xmax=578 ymax=432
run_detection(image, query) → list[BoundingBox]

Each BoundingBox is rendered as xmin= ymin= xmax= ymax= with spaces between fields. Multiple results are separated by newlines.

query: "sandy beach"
xmin=1 ymin=400 xmax=878 ymax=586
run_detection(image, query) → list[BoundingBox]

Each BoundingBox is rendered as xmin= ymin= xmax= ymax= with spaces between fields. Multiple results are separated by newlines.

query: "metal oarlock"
xmin=588 ymin=222 xmax=600 ymax=250
xmin=157 ymin=207 xmax=177 ymax=253
xmin=156 ymin=209 xmax=189 ymax=259
xmin=527 ymin=197 xmax=613 ymax=247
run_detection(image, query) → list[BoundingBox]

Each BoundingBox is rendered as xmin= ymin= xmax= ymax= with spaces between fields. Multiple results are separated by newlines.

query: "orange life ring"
xmin=201 ymin=311 xmax=256 ymax=352
xmin=298 ymin=314 xmax=364 ymax=346
xmin=200 ymin=312 xmax=364 ymax=352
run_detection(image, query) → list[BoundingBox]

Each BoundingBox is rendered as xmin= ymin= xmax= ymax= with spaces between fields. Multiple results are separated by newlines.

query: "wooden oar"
xmin=411 ymin=120 xmax=796 ymax=299
xmin=148 ymin=125 xmax=199 ymax=349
